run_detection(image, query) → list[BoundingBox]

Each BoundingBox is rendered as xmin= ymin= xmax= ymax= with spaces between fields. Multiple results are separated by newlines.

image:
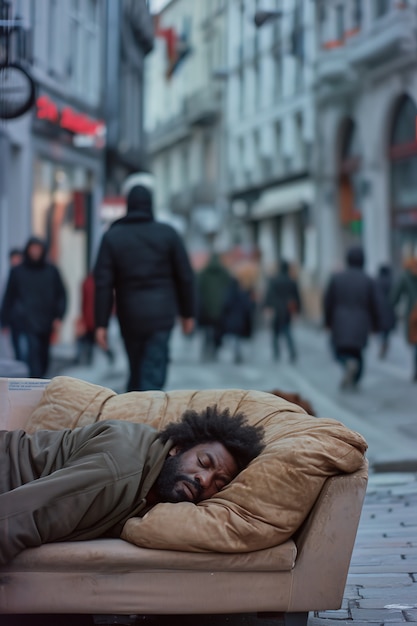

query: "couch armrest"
xmin=289 ymin=460 xmax=368 ymax=611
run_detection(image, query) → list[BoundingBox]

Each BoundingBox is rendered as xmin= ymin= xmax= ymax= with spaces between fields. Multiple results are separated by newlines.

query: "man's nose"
xmin=196 ymin=469 xmax=216 ymax=493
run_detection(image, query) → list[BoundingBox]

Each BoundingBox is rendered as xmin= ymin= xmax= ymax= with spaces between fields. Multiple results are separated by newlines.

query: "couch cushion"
xmin=25 ymin=377 xmax=367 ymax=553
xmin=7 ymin=538 xmax=296 ymax=573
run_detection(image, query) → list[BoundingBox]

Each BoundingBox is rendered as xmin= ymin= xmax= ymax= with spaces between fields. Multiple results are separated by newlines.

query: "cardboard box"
xmin=0 ymin=378 xmax=49 ymax=431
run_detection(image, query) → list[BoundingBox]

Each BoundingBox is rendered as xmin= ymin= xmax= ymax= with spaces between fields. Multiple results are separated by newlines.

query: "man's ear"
xmin=168 ymin=445 xmax=182 ymax=457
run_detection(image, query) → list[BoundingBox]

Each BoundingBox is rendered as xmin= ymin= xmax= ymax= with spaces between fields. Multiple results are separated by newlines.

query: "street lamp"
xmin=253 ymin=9 xmax=283 ymax=28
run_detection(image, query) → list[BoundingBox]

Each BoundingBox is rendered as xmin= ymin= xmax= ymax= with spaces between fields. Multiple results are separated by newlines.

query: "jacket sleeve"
xmin=170 ymin=233 xmax=196 ymax=318
xmin=323 ymin=278 xmax=335 ymax=328
xmin=0 ymin=270 xmax=16 ymax=328
xmin=0 ymin=431 xmax=120 ymax=565
xmin=53 ymin=267 xmax=67 ymax=320
xmin=94 ymin=236 xmax=116 ymax=328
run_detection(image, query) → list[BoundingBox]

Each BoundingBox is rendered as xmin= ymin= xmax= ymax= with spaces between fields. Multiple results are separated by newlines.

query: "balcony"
xmin=146 ymin=110 xmax=190 ymax=154
xmin=316 ymin=47 xmax=351 ymax=84
xmin=184 ymin=86 xmax=222 ymax=126
xmin=170 ymin=181 xmax=217 ymax=215
xmin=348 ymin=8 xmax=416 ymax=68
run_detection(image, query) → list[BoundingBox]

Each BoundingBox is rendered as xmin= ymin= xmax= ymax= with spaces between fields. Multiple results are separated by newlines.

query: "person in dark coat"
xmin=324 ymin=246 xmax=380 ymax=389
xmin=197 ymin=253 xmax=233 ymax=361
xmin=0 ymin=237 xmax=67 ymax=378
xmin=263 ymin=260 xmax=301 ymax=363
xmin=221 ymin=277 xmax=256 ymax=364
xmin=94 ymin=178 xmax=196 ymax=392
xmin=375 ymin=264 xmax=396 ymax=359
xmin=391 ymin=256 xmax=417 ymax=382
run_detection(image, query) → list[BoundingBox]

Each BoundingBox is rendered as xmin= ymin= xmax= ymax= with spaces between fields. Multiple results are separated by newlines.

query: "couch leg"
xmin=256 ymin=612 xmax=309 ymax=626
xmin=284 ymin=612 xmax=309 ymax=626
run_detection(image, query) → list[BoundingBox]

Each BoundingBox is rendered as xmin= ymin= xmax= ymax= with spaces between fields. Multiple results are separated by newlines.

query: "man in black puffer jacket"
xmin=94 ymin=176 xmax=196 ymax=391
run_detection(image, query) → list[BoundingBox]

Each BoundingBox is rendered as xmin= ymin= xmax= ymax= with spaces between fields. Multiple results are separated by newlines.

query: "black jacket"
xmin=264 ymin=274 xmax=301 ymax=328
xmin=0 ymin=242 xmax=66 ymax=335
xmin=324 ymin=268 xmax=380 ymax=350
xmin=94 ymin=208 xmax=195 ymax=336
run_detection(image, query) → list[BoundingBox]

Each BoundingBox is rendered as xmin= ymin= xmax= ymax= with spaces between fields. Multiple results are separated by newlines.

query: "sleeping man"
xmin=0 ymin=406 xmax=264 ymax=565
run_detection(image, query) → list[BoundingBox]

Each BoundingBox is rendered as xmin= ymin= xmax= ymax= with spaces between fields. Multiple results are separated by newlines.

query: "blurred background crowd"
xmin=1 ymin=0 xmax=417 ymax=392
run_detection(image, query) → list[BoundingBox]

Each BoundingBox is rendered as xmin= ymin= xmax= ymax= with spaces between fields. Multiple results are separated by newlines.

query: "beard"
xmin=154 ymin=454 xmax=203 ymax=503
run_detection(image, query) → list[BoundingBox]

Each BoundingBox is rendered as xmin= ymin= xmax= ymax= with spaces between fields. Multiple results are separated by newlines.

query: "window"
xmin=374 ymin=0 xmax=390 ymax=18
xmin=353 ymin=0 xmax=362 ymax=28
xmin=336 ymin=5 xmax=345 ymax=42
xmin=391 ymin=96 xmax=417 ymax=212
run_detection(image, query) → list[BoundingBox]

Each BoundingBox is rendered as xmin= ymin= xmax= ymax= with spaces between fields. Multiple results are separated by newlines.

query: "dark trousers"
xmin=272 ymin=323 xmax=297 ymax=362
xmin=123 ymin=329 xmax=171 ymax=392
xmin=18 ymin=332 xmax=51 ymax=378
xmin=334 ymin=347 xmax=363 ymax=384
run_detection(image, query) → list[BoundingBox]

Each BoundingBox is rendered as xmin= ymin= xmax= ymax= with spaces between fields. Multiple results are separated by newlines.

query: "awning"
xmin=251 ymin=179 xmax=313 ymax=219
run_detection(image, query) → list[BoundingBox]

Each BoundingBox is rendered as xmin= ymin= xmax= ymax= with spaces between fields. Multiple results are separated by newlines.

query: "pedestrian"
xmin=324 ymin=246 xmax=380 ymax=390
xmin=221 ymin=276 xmax=256 ymax=364
xmin=374 ymin=264 xmax=396 ymax=359
xmin=197 ymin=252 xmax=233 ymax=361
xmin=0 ymin=406 xmax=265 ymax=565
xmin=0 ymin=236 xmax=67 ymax=378
xmin=263 ymin=259 xmax=301 ymax=363
xmin=94 ymin=175 xmax=196 ymax=392
xmin=75 ymin=273 xmax=114 ymax=366
xmin=0 ymin=248 xmax=23 ymax=361
xmin=391 ymin=255 xmax=417 ymax=382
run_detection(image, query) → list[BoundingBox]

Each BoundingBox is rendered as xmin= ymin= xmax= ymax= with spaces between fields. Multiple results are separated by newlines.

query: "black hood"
xmin=127 ymin=185 xmax=154 ymax=219
xmin=23 ymin=236 xmax=48 ymax=267
xmin=346 ymin=246 xmax=364 ymax=269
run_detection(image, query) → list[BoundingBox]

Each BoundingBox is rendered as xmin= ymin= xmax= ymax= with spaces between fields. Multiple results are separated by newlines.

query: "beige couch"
xmin=0 ymin=377 xmax=368 ymax=623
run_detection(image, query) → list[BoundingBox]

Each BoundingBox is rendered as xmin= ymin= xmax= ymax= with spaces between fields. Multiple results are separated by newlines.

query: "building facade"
xmin=145 ymin=0 xmax=227 ymax=262
xmin=314 ymin=0 xmax=417 ymax=281
xmin=224 ymin=0 xmax=318 ymax=314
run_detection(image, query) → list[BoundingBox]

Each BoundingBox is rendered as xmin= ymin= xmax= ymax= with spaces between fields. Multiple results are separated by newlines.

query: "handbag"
xmin=408 ymin=275 xmax=417 ymax=344
xmin=409 ymin=303 xmax=417 ymax=344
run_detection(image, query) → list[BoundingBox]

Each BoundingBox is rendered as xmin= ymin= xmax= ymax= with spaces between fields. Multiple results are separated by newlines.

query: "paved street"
xmin=43 ymin=321 xmax=417 ymax=626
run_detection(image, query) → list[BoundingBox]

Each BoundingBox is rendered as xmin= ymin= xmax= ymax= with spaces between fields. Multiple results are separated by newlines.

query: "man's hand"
xmin=95 ymin=327 xmax=108 ymax=351
xmin=181 ymin=317 xmax=195 ymax=335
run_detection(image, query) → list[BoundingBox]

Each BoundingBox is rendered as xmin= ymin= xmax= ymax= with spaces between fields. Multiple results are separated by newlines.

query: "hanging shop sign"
xmin=35 ymin=95 xmax=106 ymax=148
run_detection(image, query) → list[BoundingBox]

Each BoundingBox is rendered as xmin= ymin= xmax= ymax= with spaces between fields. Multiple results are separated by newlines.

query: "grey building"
xmin=314 ymin=0 xmax=417 ymax=280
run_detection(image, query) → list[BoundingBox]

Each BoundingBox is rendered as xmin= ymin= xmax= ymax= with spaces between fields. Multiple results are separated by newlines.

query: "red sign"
xmin=36 ymin=95 xmax=105 ymax=138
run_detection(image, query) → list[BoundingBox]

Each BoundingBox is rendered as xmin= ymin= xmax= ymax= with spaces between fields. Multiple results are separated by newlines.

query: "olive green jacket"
xmin=0 ymin=420 xmax=171 ymax=565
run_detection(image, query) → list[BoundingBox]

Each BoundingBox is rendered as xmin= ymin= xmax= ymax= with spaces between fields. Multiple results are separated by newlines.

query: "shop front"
xmin=31 ymin=93 xmax=105 ymax=347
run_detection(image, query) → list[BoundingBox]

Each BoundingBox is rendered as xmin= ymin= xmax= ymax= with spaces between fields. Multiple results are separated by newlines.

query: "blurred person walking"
xmin=94 ymin=176 xmax=195 ymax=392
xmin=221 ymin=276 xmax=255 ymax=364
xmin=375 ymin=264 xmax=396 ymax=359
xmin=391 ymin=256 xmax=417 ymax=382
xmin=0 ymin=237 xmax=67 ymax=378
xmin=197 ymin=253 xmax=233 ymax=361
xmin=263 ymin=260 xmax=301 ymax=363
xmin=324 ymin=246 xmax=380 ymax=390
xmin=0 ymin=248 xmax=23 ymax=360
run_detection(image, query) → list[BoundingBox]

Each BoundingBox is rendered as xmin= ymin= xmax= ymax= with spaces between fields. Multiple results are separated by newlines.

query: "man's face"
xmin=27 ymin=243 xmax=44 ymax=262
xmin=155 ymin=441 xmax=239 ymax=504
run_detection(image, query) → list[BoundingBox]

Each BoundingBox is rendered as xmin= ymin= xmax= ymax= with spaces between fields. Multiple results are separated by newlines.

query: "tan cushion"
xmin=25 ymin=377 xmax=367 ymax=553
xmin=8 ymin=538 xmax=296 ymax=572
xmin=25 ymin=376 xmax=116 ymax=433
